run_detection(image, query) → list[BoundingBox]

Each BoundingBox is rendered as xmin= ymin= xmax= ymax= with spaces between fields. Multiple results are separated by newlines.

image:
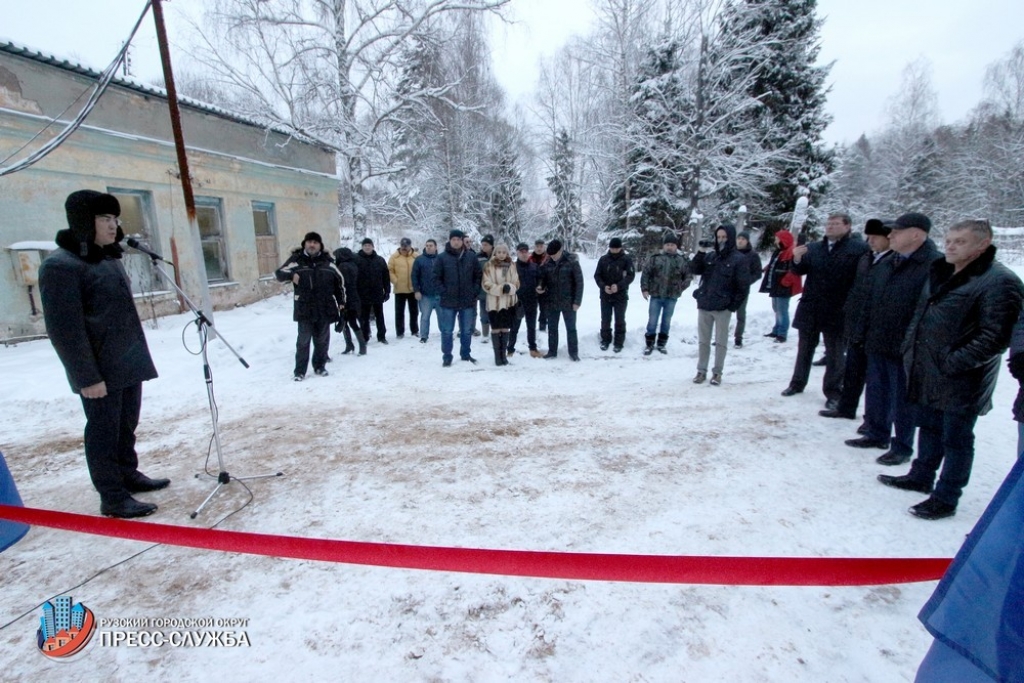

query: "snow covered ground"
xmin=1 ymin=253 xmax=1020 ymax=681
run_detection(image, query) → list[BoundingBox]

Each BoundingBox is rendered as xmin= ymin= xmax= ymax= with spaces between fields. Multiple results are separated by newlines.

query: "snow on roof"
xmin=0 ymin=38 xmax=327 ymax=150
xmin=6 ymin=241 xmax=57 ymax=251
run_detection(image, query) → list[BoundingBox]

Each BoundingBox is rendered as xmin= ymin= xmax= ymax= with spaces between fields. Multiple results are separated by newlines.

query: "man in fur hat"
xmin=38 ymin=190 xmax=169 ymax=518
xmin=275 ymin=231 xmax=346 ymax=380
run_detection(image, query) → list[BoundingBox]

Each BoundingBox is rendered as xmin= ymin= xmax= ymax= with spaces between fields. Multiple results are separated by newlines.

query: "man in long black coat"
xmin=781 ymin=213 xmax=870 ymax=408
xmin=276 ymin=232 xmax=346 ymax=380
xmin=594 ymin=237 xmax=636 ymax=352
xmin=332 ymin=247 xmax=365 ymax=355
xmin=845 ymin=213 xmax=940 ymax=465
xmin=355 ymin=237 xmax=391 ymax=344
xmin=879 ymin=219 xmax=1024 ymax=520
xmin=38 ymin=190 xmax=168 ymax=519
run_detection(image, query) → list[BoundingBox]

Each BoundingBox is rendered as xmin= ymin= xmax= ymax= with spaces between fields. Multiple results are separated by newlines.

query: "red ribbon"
xmin=0 ymin=504 xmax=950 ymax=585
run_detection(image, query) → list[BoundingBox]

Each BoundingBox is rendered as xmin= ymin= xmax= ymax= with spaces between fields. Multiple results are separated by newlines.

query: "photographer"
xmin=690 ymin=224 xmax=747 ymax=386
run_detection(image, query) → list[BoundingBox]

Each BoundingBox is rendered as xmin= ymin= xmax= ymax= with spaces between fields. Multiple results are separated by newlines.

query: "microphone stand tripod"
xmin=141 ymin=251 xmax=283 ymax=518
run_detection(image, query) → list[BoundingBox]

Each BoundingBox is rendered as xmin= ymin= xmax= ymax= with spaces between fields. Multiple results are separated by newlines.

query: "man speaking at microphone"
xmin=38 ymin=190 xmax=169 ymax=518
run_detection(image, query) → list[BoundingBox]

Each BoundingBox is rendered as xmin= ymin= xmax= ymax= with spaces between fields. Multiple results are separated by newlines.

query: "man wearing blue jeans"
xmin=879 ymin=220 xmax=1024 ymax=520
xmin=434 ymin=230 xmax=482 ymax=366
xmin=411 ymin=239 xmax=442 ymax=343
xmin=640 ymin=232 xmax=691 ymax=355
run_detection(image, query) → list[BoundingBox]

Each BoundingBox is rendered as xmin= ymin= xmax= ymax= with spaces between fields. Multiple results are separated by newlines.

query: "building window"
xmin=109 ymin=189 xmax=160 ymax=294
xmin=196 ymin=197 xmax=229 ymax=282
xmin=252 ymin=201 xmax=278 ymax=277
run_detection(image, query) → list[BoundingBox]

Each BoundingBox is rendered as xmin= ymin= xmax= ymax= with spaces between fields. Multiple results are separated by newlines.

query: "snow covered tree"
xmin=721 ymin=0 xmax=834 ymax=231
xmin=188 ymin=0 xmax=509 ymax=240
xmin=486 ymin=135 xmax=527 ymax=247
xmin=547 ymin=129 xmax=586 ymax=252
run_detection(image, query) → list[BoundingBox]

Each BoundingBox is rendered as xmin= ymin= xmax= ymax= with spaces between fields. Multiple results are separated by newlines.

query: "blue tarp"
xmin=917 ymin=456 xmax=1024 ymax=682
xmin=0 ymin=450 xmax=29 ymax=552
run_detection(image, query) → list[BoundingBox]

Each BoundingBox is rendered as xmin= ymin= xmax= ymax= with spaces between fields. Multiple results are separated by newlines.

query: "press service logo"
xmin=36 ymin=595 xmax=97 ymax=658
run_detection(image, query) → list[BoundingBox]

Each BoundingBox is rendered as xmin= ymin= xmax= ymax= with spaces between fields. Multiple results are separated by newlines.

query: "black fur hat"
xmin=65 ymin=190 xmax=120 ymax=242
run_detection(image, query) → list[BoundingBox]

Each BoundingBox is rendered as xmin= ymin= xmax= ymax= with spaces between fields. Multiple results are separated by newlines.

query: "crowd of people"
xmin=273 ymin=214 xmax=1024 ymax=522
xmin=33 ymin=189 xmax=1024 ymax=527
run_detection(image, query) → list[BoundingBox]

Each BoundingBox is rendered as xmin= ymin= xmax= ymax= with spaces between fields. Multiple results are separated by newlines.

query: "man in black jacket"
xmin=509 ymin=243 xmax=541 ymax=357
xmin=594 ymin=237 xmax=636 ymax=352
xmin=879 ymin=219 xmax=1024 ymax=520
xmin=355 ymin=238 xmax=391 ymax=344
xmin=38 ymin=190 xmax=168 ymax=519
xmin=733 ymin=231 xmax=764 ymax=348
xmin=538 ymin=239 xmax=585 ymax=361
xmin=781 ymin=213 xmax=870 ymax=407
xmin=690 ymin=224 xmax=747 ymax=385
xmin=820 ymin=219 xmax=893 ymax=422
xmin=276 ymin=232 xmax=346 ymax=380
xmin=434 ymin=230 xmax=483 ymax=366
xmin=332 ymin=247 xmax=366 ymax=356
xmin=845 ymin=213 xmax=940 ymax=465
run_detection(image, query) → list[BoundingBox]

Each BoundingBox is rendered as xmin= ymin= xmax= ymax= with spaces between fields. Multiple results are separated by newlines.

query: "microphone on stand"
xmin=126 ymin=237 xmax=173 ymax=265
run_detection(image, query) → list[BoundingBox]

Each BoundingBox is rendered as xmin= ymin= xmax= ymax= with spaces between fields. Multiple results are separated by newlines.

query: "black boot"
xmin=499 ymin=332 xmax=510 ymax=365
xmin=342 ymin=326 xmax=355 ymax=354
xmin=656 ymin=333 xmax=668 ymax=354
xmin=491 ymin=334 xmax=503 ymax=365
xmin=643 ymin=333 xmax=656 ymax=356
xmin=357 ymin=336 xmax=367 ymax=356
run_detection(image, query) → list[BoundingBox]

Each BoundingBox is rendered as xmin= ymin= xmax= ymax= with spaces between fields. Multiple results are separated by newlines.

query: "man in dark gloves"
xmin=537 ymin=239 xmax=585 ymax=361
xmin=276 ymin=232 xmax=346 ymax=380
xmin=878 ymin=219 xmax=1024 ymax=520
xmin=845 ymin=213 xmax=940 ymax=465
xmin=781 ymin=213 xmax=870 ymax=408
xmin=355 ymin=237 xmax=391 ymax=344
xmin=38 ymin=190 xmax=169 ymax=519
xmin=594 ymin=237 xmax=636 ymax=352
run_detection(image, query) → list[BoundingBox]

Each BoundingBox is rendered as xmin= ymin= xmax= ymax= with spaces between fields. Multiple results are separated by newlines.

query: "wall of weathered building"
xmin=0 ymin=46 xmax=339 ymax=339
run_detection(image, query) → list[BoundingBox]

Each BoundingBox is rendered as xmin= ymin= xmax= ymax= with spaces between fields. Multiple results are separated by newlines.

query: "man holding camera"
xmin=690 ymin=224 xmax=747 ymax=385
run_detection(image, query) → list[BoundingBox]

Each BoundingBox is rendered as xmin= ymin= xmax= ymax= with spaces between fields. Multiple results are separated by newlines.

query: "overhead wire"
xmin=0 ymin=0 xmax=154 ymax=177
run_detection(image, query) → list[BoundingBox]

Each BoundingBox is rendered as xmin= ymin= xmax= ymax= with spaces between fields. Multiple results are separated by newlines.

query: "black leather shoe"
xmin=442 ymin=358 xmax=452 ymax=367
xmin=819 ymin=408 xmax=856 ymax=419
xmin=877 ymin=474 xmax=933 ymax=494
xmin=780 ymin=386 xmax=802 ymax=397
xmin=845 ymin=436 xmax=889 ymax=449
xmin=909 ymin=497 xmax=956 ymax=520
xmin=544 ymin=352 xmax=558 ymax=359
xmin=812 ymin=356 xmax=827 ymax=367
xmin=125 ymin=473 xmax=171 ymax=493
xmin=101 ymin=497 xmax=158 ymax=518
xmin=876 ymin=450 xmax=913 ymax=466
xmin=856 ymin=423 xmax=869 ymax=435
xmin=569 ymin=354 xmax=581 ymax=361
xmin=461 ymin=356 xmax=477 ymax=364
xmin=823 ymin=398 xmax=839 ymax=411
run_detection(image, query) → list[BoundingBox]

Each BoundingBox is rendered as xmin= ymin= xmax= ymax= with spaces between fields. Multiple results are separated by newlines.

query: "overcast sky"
xmin=2 ymin=0 xmax=1023 ymax=145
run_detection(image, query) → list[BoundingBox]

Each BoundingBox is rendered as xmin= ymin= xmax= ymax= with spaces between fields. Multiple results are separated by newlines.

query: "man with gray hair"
xmin=879 ymin=219 xmax=1024 ymax=519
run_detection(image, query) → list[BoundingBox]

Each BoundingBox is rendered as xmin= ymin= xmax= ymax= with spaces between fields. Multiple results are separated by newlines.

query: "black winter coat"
xmin=434 ymin=244 xmax=482 ymax=309
xmin=333 ymin=247 xmax=362 ymax=311
xmin=842 ymin=250 xmax=893 ymax=346
xmin=594 ymin=251 xmax=636 ymax=302
xmin=903 ymin=246 xmax=1024 ymax=416
xmin=759 ymin=249 xmax=796 ymax=298
xmin=275 ymin=248 xmax=346 ymax=323
xmin=690 ymin=225 xmax=748 ymax=312
xmin=38 ymin=230 xmax=158 ymax=393
xmin=514 ymin=258 xmax=539 ymax=303
xmin=539 ymin=253 xmax=585 ymax=310
xmin=736 ymin=245 xmax=763 ymax=290
xmin=864 ymin=240 xmax=941 ymax=357
xmin=355 ymin=249 xmax=391 ymax=304
xmin=792 ymin=232 xmax=870 ymax=335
